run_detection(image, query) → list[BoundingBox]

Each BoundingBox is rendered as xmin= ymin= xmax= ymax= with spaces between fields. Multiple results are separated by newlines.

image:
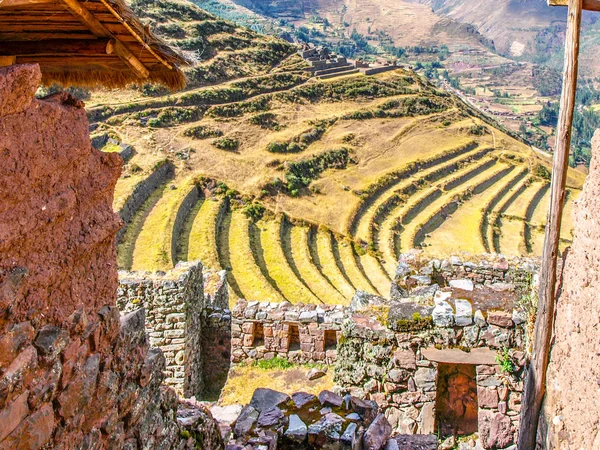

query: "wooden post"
xmin=518 ymin=0 xmax=582 ymax=447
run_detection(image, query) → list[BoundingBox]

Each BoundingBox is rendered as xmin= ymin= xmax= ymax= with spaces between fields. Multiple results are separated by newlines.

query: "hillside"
xmin=89 ymin=0 xmax=585 ymax=306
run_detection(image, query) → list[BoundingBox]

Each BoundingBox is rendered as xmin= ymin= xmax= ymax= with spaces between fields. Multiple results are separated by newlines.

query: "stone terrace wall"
xmin=117 ymin=262 xmax=205 ymax=398
xmin=116 ymin=160 xmax=174 ymax=242
xmin=231 ymin=301 xmax=346 ymax=364
xmin=334 ymin=310 xmax=526 ymax=449
xmin=0 ymin=64 xmax=222 ymax=449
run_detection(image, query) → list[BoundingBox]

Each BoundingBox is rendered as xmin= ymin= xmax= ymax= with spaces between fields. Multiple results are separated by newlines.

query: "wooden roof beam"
xmin=0 ymin=0 xmax=55 ymax=7
xmin=60 ymin=0 xmax=149 ymax=79
xmin=548 ymin=0 xmax=600 ymax=11
xmin=0 ymin=39 xmax=112 ymax=56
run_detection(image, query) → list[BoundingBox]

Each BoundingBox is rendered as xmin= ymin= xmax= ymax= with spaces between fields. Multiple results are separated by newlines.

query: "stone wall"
xmin=0 ymin=64 xmax=222 ymax=449
xmin=334 ymin=307 xmax=526 ymax=449
xmin=230 ymin=301 xmax=346 ymax=364
xmin=116 ymin=159 xmax=174 ymax=242
xmin=117 ymin=262 xmax=205 ymax=398
xmin=540 ymin=130 xmax=600 ymax=448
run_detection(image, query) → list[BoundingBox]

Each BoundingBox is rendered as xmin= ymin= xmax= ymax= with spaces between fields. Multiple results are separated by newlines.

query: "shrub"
xmin=533 ymin=164 xmax=551 ymax=180
xmin=250 ymin=112 xmax=278 ymax=129
xmin=212 ymin=137 xmax=239 ymax=151
xmin=242 ymin=203 xmax=265 ymax=221
xmin=184 ymin=125 xmax=223 ymax=139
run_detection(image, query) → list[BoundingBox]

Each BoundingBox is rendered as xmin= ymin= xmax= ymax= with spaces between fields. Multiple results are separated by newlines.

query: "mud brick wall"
xmin=231 ymin=301 xmax=346 ymax=364
xmin=0 ymin=64 xmax=222 ymax=450
xmin=117 ymin=262 xmax=205 ymax=398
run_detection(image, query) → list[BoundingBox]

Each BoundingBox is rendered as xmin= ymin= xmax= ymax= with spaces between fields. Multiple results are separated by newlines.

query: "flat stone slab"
xmin=421 ymin=347 xmax=497 ymax=365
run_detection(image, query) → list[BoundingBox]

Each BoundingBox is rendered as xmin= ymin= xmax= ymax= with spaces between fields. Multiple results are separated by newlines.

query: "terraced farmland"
xmin=101 ymin=66 xmax=584 ymax=306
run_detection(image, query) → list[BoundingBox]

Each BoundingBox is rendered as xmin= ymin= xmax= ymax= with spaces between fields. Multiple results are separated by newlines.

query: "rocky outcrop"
xmin=0 ymin=64 xmax=222 ymax=449
xmin=540 ymin=131 xmax=600 ymax=448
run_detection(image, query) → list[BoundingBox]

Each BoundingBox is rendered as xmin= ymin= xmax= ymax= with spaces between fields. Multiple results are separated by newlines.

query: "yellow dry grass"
xmin=185 ymin=197 xmax=223 ymax=270
xmin=259 ymin=217 xmax=321 ymax=304
xmin=219 ymin=365 xmax=333 ymax=406
xmin=315 ymin=230 xmax=356 ymax=301
xmin=113 ymin=174 xmax=145 ymax=212
xmin=227 ymin=210 xmax=284 ymax=302
xmin=131 ymin=179 xmax=196 ymax=271
xmin=289 ymin=225 xmax=347 ymax=304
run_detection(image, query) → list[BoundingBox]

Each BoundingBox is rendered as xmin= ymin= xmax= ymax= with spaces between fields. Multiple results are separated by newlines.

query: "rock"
xmin=350 ymin=397 xmax=379 ymax=424
xmin=346 ymin=413 xmax=361 ymax=422
xmin=489 ymin=413 xmax=513 ymax=448
xmin=233 ymin=405 xmax=259 ymax=437
xmin=388 ymin=368 xmax=410 ymax=383
xmin=478 ymin=387 xmax=499 ymax=409
xmin=432 ymin=301 xmax=454 ymax=327
xmin=299 ymin=310 xmax=318 ymax=323
xmin=341 ymin=422 xmax=358 ymax=447
xmin=319 ymin=390 xmax=343 ymax=408
xmin=414 ymin=368 xmax=436 ymax=391
xmin=257 ymin=406 xmax=284 ymax=428
xmin=474 ymin=310 xmax=486 ymax=326
xmin=0 ymin=391 xmax=29 ymax=441
xmin=363 ymin=413 xmax=392 ymax=450
xmin=512 ymin=309 xmax=527 ymax=325
xmin=308 ymin=413 xmax=344 ymax=447
xmin=307 ymin=368 xmax=327 ymax=380
xmin=33 ymin=325 xmax=70 ymax=360
xmin=292 ymin=392 xmax=318 ymax=409
xmin=284 ymin=414 xmax=307 ymax=443
xmin=249 ymin=388 xmax=290 ymax=412
xmin=434 ymin=290 xmax=452 ymax=305
xmin=440 ymin=436 xmax=455 ymax=450
xmin=487 ymin=311 xmax=514 ymax=328
xmin=451 ymin=256 xmax=463 ymax=266
xmin=392 ymin=348 xmax=416 ymax=370
xmin=210 ymin=404 xmax=243 ymax=426
xmin=419 ymin=403 xmax=435 ymax=434
xmin=351 ymin=291 xmax=387 ymax=312
xmin=454 ymin=299 xmax=473 ymax=326
xmin=449 ymin=279 xmax=474 ymax=291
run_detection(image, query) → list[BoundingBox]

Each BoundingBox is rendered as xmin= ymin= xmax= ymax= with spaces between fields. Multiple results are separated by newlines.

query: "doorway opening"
xmin=435 ymin=363 xmax=478 ymax=437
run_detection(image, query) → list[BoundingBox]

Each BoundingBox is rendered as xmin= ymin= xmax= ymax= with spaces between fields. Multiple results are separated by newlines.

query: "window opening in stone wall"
xmin=288 ymin=324 xmax=300 ymax=351
xmin=324 ymin=329 xmax=337 ymax=351
xmin=253 ymin=322 xmax=264 ymax=347
xmin=435 ymin=363 xmax=478 ymax=438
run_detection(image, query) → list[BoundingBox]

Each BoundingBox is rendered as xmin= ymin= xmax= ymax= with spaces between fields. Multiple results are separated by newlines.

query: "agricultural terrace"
xmin=100 ymin=70 xmax=584 ymax=306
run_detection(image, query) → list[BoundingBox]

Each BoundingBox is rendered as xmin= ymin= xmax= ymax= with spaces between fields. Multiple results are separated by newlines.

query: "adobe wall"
xmin=540 ymin=131 xmax=600 ymax=448
xmin=0 ymin=64 xmax=222 ymax=449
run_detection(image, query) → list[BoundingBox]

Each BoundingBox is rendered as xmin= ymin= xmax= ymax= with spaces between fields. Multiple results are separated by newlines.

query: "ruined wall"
xmin=0 ymin=64 xmax=222 ymax=449
xmin=117 ymin=262 xmax=205 ymax=398
xmin=334 ymin=309 xmax=526 ymax=449
xmin=231 ymin=301 xmax=345 ymax=364
xmin=540 ymin=131 xmax=600 ymax=449
xmin=117 ymin=262 xmax=232 ymax=400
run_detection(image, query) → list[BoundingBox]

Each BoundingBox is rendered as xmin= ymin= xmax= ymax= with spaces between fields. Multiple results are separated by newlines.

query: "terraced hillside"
xmin=95 ymin=2 xmax=584 ymax=305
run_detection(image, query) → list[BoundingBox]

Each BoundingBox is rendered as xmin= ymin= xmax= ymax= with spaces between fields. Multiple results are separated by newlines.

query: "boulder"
xmin=292 ymin=392 xmax=318 ymax=409
xmin=319 ymin=390 xmax=343 ymax=408
xmin=257 ymin=406 xmax=284 ymax=428
xmin=249 ymin=388 xmax=290 ymax=412
xmin=363 ymin=414 xmax=392 ymax=450
xmin=233 ymin=405 xmax=259 ymax=437
xmin=307 ymin=368 xmax=327 ymax=380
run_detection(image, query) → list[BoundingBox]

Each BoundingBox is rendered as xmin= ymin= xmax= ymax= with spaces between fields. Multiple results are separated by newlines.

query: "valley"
xmin=86 ymin=0 xmax=584 ymax=304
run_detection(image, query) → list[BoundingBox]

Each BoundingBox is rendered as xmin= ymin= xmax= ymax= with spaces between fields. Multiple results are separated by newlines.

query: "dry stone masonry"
xmin=230 ymin=301 xmax=345 ymax=364
xmin=117 ymin=262 xmax=231 ymax=400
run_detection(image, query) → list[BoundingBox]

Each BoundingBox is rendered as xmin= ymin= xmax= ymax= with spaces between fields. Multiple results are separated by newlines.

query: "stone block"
xmin=392 ymin=348 xmax=416 ymax=370
xmin=432 ymin=301 xmax=454 ymax=327
xmin=454 ymin=299 xmax=473 ymax=326
xmin=487 ymin=311 xmax=514 ymax=328
xmin=478 ymin=387 xmax=499 ymax=409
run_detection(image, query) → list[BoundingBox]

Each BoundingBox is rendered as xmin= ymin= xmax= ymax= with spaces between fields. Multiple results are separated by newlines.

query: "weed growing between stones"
xmin=495 ymin=347 xmax=516 ymax=374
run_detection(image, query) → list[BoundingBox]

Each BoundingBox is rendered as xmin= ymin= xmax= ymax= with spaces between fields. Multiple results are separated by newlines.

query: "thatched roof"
xmin=0 ymin=0 xmax=190 ymax=90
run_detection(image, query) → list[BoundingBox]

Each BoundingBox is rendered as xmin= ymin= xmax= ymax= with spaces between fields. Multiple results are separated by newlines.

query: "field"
xmin=93 ymin=0 xmax=584 ymax=306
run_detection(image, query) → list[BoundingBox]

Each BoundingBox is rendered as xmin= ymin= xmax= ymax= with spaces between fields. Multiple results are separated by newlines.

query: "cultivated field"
xmin=97 ymin=66 xmax=583 ymax=306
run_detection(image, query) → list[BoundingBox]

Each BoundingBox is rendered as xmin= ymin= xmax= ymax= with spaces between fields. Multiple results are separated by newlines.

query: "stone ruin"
xmin=0 ymin=64 xmax=223 ymax=449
